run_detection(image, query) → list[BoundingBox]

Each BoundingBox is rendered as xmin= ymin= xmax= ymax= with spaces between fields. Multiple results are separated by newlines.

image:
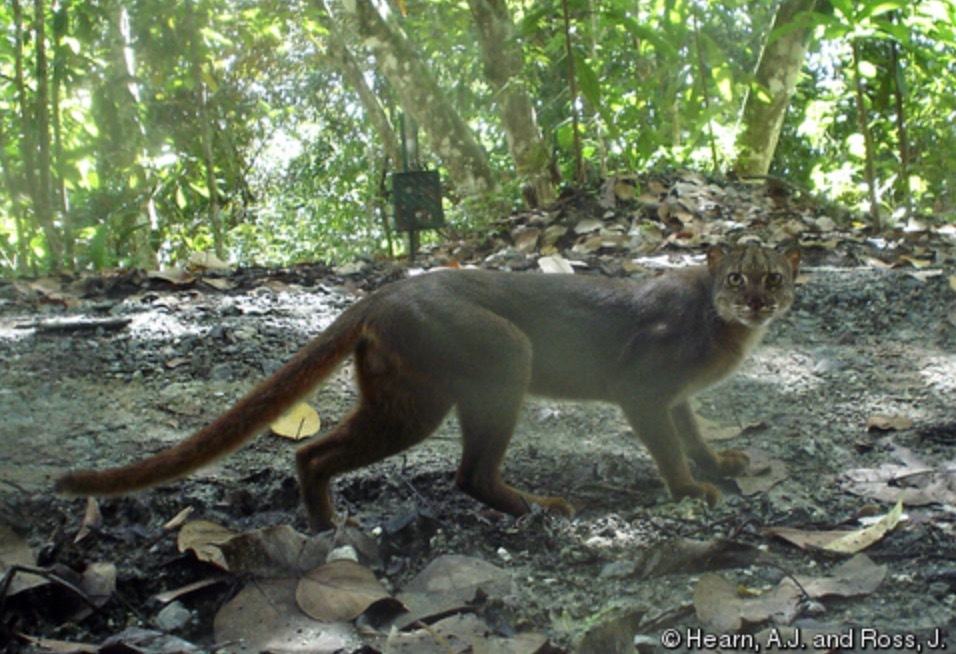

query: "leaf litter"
xmin=1 ymin=172 xmax=955 ymax=651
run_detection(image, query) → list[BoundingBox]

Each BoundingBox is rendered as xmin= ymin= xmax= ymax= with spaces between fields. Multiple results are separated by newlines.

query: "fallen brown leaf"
xmin=794 ymin=554 xmax=886 ymax=598
xmin=214 ymin=578 xmax=360 ymax=653
xmin=295 ymin=559 xmax=397 ymax=622
xmin=694 ymin=573 xmax=801 ymax=632
xmin=866 ymin=414 xmax=914 ymax=432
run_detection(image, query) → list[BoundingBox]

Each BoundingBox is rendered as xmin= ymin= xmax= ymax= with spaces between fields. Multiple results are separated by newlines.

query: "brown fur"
xmin=56 ymin=245 xmax=800 ymax=531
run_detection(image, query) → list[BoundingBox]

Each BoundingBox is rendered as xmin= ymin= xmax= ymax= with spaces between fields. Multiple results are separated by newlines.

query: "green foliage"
xmin=1 ymin=0 xmax=955 ymax=276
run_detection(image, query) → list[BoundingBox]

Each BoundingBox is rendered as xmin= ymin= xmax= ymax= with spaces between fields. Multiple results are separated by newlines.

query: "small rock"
xmin=155 ymin=601 xmax=193 ymax=632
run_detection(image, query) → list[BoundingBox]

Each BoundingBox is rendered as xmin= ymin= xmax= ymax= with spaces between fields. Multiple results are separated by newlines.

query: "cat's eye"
xmin=726 ymin=272 xmax=745 ymax=287
xmin=766 ymin=272 xmax=783 ymax=287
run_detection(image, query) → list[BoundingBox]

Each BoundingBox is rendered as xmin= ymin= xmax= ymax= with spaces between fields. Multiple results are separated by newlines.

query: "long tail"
xmin=55 ymin=310 xmax=366 ymax=496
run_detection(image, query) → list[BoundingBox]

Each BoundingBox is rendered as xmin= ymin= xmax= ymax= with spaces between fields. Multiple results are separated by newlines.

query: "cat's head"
xmin=707 ymin=245 xmax=800 ymax=328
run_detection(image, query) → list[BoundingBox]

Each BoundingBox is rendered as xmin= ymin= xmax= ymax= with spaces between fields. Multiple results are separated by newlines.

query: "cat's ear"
xmin=706 ymin=244 xmax=729 ymax=273
xmin=782 ymin=246 xmax=801 ymax=274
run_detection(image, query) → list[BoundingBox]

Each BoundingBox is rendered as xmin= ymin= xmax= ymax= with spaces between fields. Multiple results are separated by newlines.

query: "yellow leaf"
xmin=271 ymin=402 xmax=321 ymax=440
xmin=866 ymin=414 xmax=913 ymax=432
xmin=823 ymin=499 xmax=904 ymax=554
xmin=949 ymin=275 xmax=956 ymax=293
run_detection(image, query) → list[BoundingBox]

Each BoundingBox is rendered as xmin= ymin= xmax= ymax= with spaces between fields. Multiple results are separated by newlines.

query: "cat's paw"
xmin=715 ymin=449 xmax=750 ymax=477
xmin=671 ymin=481 xmax=722 ymax=507
xmin=531 ymin=494 xmax=576 ymax=518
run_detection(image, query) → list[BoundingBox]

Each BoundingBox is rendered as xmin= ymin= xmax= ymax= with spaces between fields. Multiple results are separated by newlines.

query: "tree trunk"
xmin=337 ymin=0 xmax=498 ymax=198
xmin=52 ymin=1 xmax=72 ymax=267
xmin=852 ymin=40 xmax=881 ymax=230
xmin=11 ymin=0 xmax=39 ymax=272
xmin=188 ymin=3 xmax=224 ymax=259
xmin=32 ymin=0 xmax=62 ymax=268
xmin=732 ymin=0 xmax=817 ymax=176
xmin=315 ymin=0 xmax=402 ymax=168
xmin=467 ymin=0 xmax=556 ymax=207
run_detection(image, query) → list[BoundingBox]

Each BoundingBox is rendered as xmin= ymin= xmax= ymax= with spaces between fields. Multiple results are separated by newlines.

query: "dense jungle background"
xmin=1 ymin=0 xmax=955 ymax=272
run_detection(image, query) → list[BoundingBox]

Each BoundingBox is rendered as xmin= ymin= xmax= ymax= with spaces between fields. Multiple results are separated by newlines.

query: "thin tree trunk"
xmin=733 ymin=0 xmax=817 ymax=175
xmin=692 ymin=8 xmax=719 ymax=173
xmin=189 ymin=4 xmax=224 ymax=258
xmin=338 ymin=0 xmax=498 ymax=198
xmin=0 ymin=122 xmax=30 ymax=274
xmin=889 ymin=32 xmax=910 ymax=220
xmin=31 ymin=0 xmax=61 ymax=268
xmin=467 ymin=0 xmax=557 ymax=207
xmin=52 ymin=1 xmax=71 ymax=267
xmin=852 ymin=40 xmax=881 ymax=230
xmin=560 ymin=0 xmax=584 ymax=184
xmin=11 ymin=0 xmax=37 ymax=273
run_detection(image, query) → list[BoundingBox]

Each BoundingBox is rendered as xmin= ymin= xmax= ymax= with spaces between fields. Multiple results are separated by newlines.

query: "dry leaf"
xmin=214 ymin=578 xmax=360 ymax=654
xmin=80 ymin=562 xmax=117 ymax=609
xmin=949 ymin=275 xmax=956 ymax=292
xmin=163 ymin=506 xmax=195 ymax=531
xmin=895 ymin=255 xmax=933 ymax=269
xmin=148 ymin=268 xmax=196 ymax=285
xmin=188 ymin=251 xmax=230 ymax=271
xmin=794 ymin=554 xmax=886 ymax=598
xmin=17 ymin=634 xmax=98 ymax=653
xmin=574 ymin=218 xmax=603 ymax=234
xmin=202 ymin=276 xmax=236 ymax=291
xmin=217 ymin=524 xmax=332 ymax=577
xmin=74 ymin=497 xmax=102 ymax=544
xmin=537 ymin=254 xmax=574 ymax=274
xmin=866 ymin=414 xmax=913 ymax=432
xmin=177 ymin=520 xmax=236 ymax=570
xmin=841 ymin=446 xmax=956 ymax=505
xmin=823 ymin=499 xmax=904 ymax=554
xmin=905 ymin=269 xmax=943 ymax=283
xmin=636 ymin=538 xmax=760 ymax=578
xmin=541 ymin=224 xmax=568 ymax=248
xmin=295 ymin=559 xmax=396 ymax=622
xmin=100 ymin=628 xmax=203 ymax=653
xmin=734 ymin=449 xmax=789 ymax=496
xmin=271 ymin=402 xmax=321 ymax=440
xmin=694 ymin=573 xmax=801 ymax=632
xmin=387 ymin=613 xmax=551 ymax=654
xmin=573 ymin=234 xmax=604 ymax=253
xmin=764 ymin=526 xmax=860 ymax=551
xmin=396 ymin=555 xmax=512 ymax=628
xmin=0 ymin=525 xmax=45 ymax=595
xmin=154 ymin=577 xmax=229 ymax=605
xmin=514 ymin=228 xmax=541 ymax=253
xmin=577 ymin=608 xmax=644 ymax=654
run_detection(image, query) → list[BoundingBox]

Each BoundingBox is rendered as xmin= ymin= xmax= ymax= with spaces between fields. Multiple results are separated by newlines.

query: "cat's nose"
xmin=747 ymin=297 xmax=766 ymax=311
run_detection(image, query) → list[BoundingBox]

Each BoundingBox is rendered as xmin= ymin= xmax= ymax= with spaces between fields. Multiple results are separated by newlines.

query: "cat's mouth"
xmin=733 ymin=304 xmax=776 ymax=327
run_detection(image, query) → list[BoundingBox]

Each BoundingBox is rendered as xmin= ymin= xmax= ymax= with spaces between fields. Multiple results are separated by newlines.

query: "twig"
xmin=15 ymin=317 xmax=132 ymax=334
xmin=412 ymin=619 xmax=459 ymax=654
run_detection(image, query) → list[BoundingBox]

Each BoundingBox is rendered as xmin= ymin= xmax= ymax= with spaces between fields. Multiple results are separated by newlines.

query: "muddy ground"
xmin=1 ymin=194 xmax=956 ymax=652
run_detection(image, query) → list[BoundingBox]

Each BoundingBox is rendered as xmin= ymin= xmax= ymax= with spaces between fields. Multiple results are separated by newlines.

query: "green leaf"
xmin=572 ymin=51 xmax=601 ymax=109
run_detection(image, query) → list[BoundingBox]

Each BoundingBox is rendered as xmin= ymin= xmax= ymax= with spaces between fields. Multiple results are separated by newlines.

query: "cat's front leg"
xmin=671 ymin=401 xmax=750 ymax=477
xmin=621 ymin=401 xmax=721 ymax=506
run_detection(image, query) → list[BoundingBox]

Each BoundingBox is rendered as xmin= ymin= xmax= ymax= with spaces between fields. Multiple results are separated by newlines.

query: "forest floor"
xmin=2 ymin=173 xmax=956 ymax=653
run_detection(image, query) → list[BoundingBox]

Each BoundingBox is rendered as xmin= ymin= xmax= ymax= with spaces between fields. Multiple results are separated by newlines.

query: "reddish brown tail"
xmin=55 ymin=313 xmax=365 ymax=496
